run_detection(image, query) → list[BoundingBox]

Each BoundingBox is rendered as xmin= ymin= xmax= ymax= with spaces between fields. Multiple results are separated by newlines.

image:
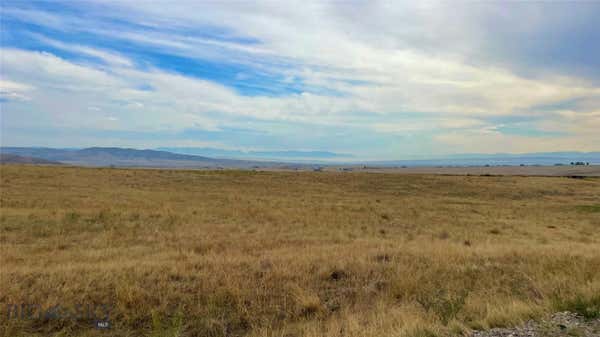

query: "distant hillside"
xmin=158 ymin=147 xmax=352 ymax=160
xmin=0 ymin=147 xmax=288 ymax=168
xmin=0 ymin=153 xmax=62 ymax=165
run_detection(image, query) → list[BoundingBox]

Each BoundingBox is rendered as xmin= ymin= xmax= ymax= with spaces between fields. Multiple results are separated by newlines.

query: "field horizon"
xmin=2 ymin=147 xmax=599 ymax=170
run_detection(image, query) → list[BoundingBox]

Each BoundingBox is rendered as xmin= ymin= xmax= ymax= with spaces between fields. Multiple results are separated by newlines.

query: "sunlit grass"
xmin=1 ymin=165 xmax=599 ymax=337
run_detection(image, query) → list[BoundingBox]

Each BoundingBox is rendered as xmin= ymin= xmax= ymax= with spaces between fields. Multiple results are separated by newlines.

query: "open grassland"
xmin=1 ymin=165 xmax=599 ymax=337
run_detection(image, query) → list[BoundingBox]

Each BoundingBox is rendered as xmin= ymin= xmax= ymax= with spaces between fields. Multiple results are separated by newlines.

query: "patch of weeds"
xmin=415 ymin=289 xmax=468 ymax=325
xmin=329 ymin=269 xmax=348 ymax=281
xmin=553 ymin=294 xmax=600 ymax=319
xmin=63 ymin=211 xmax=80 ymax=224
xmin=165 ymin=213 xmax=180 ymax=226
xmin=30 ymin=223 xmax=52 ymax=238
xmin=407 ymin=326 xmax=439 ymax=337
xmin=374 ymin=254 xmax=391 ymax=263
xmin=193 ymin=245 xmax=210 ymax=255
xmin=299 ymin=300 xmax=322 ymax=318
xmin=567 ymin=327 xmax=585 ymax=337
xmin=199 ymin=290 xmax=250 ymax=337
xmin=289 ymin=285 xmax=324 ymax=320
xmin=448 ymin=320 xmax=467 ymax=336
xmin=576 ymin=205 xmax=600 ymax=213
xmin=91 ymin=209 xmax=112 ymax=224
xmin=151 ymin=309 xmax=184 ymax=337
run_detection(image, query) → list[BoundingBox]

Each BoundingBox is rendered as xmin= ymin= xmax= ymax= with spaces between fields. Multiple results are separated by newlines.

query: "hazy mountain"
xmin=0 ymin=147 xmax=288 ymax=168
xmin=0 ymin=153 xmax=62 ymax=165
xmin=157 ymin=147 xmax=352 ymax=160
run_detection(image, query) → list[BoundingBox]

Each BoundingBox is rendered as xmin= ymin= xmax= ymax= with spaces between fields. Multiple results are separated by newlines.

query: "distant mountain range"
xmin=156 ymin=148 xmax=600 ymax=165
xmin=157 ymin=147 xmax=352 ymax=160
xmin=1 ymin=147 xmax=598 ymax=168
xmin=0 ymin=147 xmax=292 ymax=168
xmin=0 ymin=153 xmax=62 ymax=165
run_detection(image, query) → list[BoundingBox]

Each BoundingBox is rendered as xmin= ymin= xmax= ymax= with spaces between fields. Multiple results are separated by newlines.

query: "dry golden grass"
xmin=1 ymin=165 xmax=599 ymax=337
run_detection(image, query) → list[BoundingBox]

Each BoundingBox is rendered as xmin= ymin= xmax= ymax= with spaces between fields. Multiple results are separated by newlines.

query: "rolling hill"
xmin=0 ymin=147 xmax=287 ymax=168
xmin=0 ymin=153 xmax=62 ymax=165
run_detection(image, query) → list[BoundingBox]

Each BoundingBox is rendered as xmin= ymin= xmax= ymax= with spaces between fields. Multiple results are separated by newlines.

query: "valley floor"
xmin=324 ymin=165 xmax=600 ymax=177
xmin=1 ymin=165 xmax=599 ymax=337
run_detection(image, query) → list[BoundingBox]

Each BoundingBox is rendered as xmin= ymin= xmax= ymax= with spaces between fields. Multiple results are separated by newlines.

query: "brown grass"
xmin=1 ymin=165 xmax=599 ymax=337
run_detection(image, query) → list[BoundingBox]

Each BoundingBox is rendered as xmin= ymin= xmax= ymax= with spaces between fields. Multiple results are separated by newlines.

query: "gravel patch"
xmin=471 ymin=312 xmax=600 ymax=337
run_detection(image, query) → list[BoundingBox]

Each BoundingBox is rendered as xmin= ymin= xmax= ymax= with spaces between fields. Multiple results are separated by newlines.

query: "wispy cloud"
xmin=29 ymin=34 xmax=133 ymax=67
xmin=0 ymin=79 xmax=34 ymax=101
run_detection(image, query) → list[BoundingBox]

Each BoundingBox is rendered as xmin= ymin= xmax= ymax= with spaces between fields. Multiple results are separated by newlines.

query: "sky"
xmin=1 ymin=1 xmax=599 ymax=160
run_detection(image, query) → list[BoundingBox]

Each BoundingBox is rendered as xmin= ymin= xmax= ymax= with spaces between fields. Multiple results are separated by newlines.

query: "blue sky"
xmin=1 ymin=1 xmax=599 ymax=160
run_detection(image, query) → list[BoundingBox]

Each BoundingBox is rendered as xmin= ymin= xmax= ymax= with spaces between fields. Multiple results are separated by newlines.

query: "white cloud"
xmin=31 ymin=34 xmax=133 ymax=67
xmin=374 ymin=118 xmax=487 ymax=134
xmin=0 ymin=79 xmax=34 ymax=101
xmin=73 ymin=2 xmax=600 ymax=120
xmin=2 ymin=46 xmax=599 ymax=153
xmin=435 ymin=130 xmax=600 ymax=153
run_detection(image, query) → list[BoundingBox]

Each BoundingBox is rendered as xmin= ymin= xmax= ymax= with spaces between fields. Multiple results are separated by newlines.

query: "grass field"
xmin=1 ymin=165 xmax=599 ymax=337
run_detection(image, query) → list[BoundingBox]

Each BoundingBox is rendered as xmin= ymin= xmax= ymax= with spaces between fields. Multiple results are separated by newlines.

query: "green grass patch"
xmin=575 ymin=205 xmax=600 ymax=213
xmin=553 ymin=294 xmax=600 ymax=319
